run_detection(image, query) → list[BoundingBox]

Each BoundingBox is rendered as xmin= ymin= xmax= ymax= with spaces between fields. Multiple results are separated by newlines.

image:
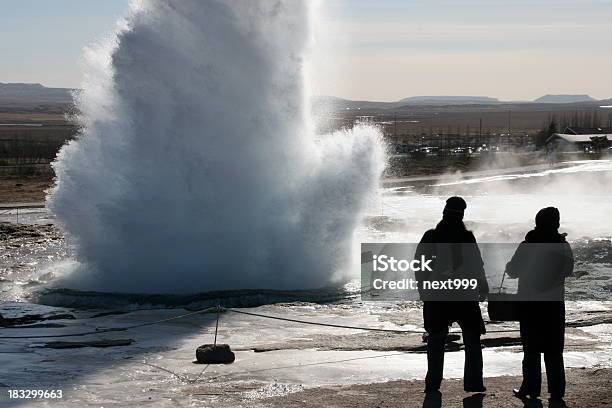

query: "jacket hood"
xmin=524 ymin=228 xmax=567 ymax=243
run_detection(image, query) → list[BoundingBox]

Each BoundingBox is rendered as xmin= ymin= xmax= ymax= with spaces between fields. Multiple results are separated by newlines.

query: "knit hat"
xmin=535 ymin=207 xmax=560 ymax=230
xmin=443 ymin=196 xmax=467 ymax=217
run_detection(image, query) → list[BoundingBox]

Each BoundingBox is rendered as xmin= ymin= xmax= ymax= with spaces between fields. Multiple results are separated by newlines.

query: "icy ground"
xmin=0 ymin=301 xmax=610 ymax=407
xmin=1 ymin=159 xmax=611 ymax=406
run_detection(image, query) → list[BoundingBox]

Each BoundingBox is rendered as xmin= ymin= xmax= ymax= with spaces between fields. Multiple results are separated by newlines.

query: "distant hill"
xmin=0 ymin=82 xmax=74 ymax=106
xmin=2 ymin=83 xmax=607 ymax=111
xmin=312 ymin=95 xmax=502 ymax=112
xmin=534 ymin=94 xmax=596 ymax=104
xmin=398 ymin=95 xmax=499 ymax=105
xmin=312 ymin=94 xmax=612 ymax=113
xmin=312 ymin=96 xmax=398 ymax=111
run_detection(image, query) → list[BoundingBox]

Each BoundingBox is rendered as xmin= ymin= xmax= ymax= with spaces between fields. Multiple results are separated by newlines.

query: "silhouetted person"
xmin=505 ymin=207 xmax=574 ymax=407
xmin=415 ymin=196 xmax=489 ymax=394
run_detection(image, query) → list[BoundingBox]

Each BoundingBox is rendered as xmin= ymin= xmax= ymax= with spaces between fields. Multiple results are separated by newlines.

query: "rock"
xmin=196 ymin=344 xmax=235 ymax=364
xmin=481 ymin=336 xmax=522 ymax=348
xmin=90 ymin=310 xmax=129 ymax=318
xmin=574 ymin=270 xmax=589 ymax=279
xmin=421 ymin=332 xmax=461 ymax=343
xmin=40 ymin=339 xmax=134 ymax=349
xmin=11 ymin=323 xmax=66 ymax=328
xmin=0 ymin=312 xmax=75 ymax=327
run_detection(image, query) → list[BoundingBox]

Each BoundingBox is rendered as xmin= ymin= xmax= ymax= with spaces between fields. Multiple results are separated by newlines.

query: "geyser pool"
xmin=48 ymin=0 xmax=384 ymax=293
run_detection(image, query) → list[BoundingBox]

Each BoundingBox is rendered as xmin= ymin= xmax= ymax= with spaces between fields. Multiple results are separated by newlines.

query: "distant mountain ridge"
xmin=398 ymin=95 xmax=499 ymax=104
xmin=534 ymin=94 xmax=596 ymax=103
xmin=313 ymin=93 xmax=607 ymax=112
xmin=0 ymin=83 xmax=608 ymax=109
xmin=0 ymin=82 xmax=73 ymax=106
xmin=0 ymin=82 xmax=47 ymax=92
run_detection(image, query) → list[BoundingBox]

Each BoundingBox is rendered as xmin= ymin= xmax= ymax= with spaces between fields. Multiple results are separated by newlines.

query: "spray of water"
xmin=48 ymin=0 xmax=384 ymax=293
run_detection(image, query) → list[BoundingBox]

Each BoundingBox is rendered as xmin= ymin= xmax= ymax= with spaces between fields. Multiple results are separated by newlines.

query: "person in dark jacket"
xmin=505 ymin=207 xmax=573 ymax=407
xmin=415 ymin=196 xmax=489 ymax=394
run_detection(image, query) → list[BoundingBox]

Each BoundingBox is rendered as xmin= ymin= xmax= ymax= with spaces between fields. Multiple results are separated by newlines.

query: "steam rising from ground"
xmin=48 ymin=0 xmax=384 ymax=293
xmin=371 ymin=158 xmax=612 ymax=244
xmin=431 ymin=158 xmax=612 ymax=241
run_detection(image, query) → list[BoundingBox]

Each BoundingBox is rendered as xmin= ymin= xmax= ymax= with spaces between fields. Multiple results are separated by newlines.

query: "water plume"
xmin=48 ymin=0 xmax=384 ymax=293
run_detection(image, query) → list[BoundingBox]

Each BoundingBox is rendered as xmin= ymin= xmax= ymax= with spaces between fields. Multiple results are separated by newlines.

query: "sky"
xmin=1 ymin=0 xmax=611 ymax=101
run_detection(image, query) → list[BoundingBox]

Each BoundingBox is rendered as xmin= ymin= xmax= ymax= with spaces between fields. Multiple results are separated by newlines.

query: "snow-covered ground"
xmin=1 ymin=159 xmax=611 ymax=406
xmin=0 ymin=301 xmax=610 ymax=407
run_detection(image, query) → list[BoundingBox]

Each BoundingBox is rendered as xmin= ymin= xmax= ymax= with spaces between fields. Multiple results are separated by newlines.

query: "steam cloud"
xmin=48 ymin=0 xmax=384 ymax=293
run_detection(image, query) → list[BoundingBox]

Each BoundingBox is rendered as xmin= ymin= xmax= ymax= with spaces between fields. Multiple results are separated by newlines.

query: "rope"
xmin=143 ymin=305 xmax=222 ymax=383
xmin=136 ymin=304 xmax=221 ymax=384
xmin=0 ymin=302 xmax=521 ymax=385
xmin=380 ymin=198 xmax=408 ymax=213
xmin=0 ymin=305 xmax=218 ymax=339
xmin=213 ymin=305 xmax=220 ymax=347
xmin=226 ymin=308 xmax=425 ymax=333
xmin=139 ymin=361 xmax=210 ymax=384
xmin=206 ymin=352 xmax=408 ymax=381
xmin=143 ymin=353 xmax=410 ymax=384
xmin=225 ymin=308 xmax=520 ymax=334
xmin=0 ymin=304 xmax=520 ymax=340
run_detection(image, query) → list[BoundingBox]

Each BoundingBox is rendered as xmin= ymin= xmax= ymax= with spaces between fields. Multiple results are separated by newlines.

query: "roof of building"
xmin=564 ymin=126 xmax=612 ymax=135
xmin=548 ymin=133 xmax=611 ymax=143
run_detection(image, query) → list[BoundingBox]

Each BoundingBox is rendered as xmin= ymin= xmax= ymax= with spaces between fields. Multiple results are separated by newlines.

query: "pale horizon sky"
xmin=1 ymin=0 xmax=611 ymax=101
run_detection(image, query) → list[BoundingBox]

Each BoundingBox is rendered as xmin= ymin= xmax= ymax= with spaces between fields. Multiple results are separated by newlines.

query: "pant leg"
xmin=544 ymin=352 xmax=565 ymax=400
xmin=425 ymin=329 xmax=447 ymax=392
xmin=461 ymin=328 xmax=484 ymax=390
xmin=520 ymin=351 xmax=542 ymax=397
xmin=423 ymin=302 xmax=449 ymax=392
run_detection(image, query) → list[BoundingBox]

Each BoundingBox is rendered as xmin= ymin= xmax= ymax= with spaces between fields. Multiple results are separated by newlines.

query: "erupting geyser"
xmin=48 ymin=0 xmax=384 ymax=293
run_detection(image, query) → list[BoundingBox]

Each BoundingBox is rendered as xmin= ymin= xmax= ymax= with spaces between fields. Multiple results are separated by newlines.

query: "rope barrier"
xmin=0 ymin=304 xmax=520 ymax=340
xmin=0 ymin=306 xmax=218 ymax=339
xmin=205 ymin=352 xmax=409 ymax=381
xmin=380 ymin=198 xmax=409 ymax=213
xmin=105 ymin=306 xmax=521 ymax=384
xmin=142 ymin=353 xmax=411 ymax=384
xmin=226 ymin=308 xmax=425 ymax=333
xmin=224 ymin=308 xmax=520 ymax=334
xmin=139 ymin=361 xmax=210 ymax=384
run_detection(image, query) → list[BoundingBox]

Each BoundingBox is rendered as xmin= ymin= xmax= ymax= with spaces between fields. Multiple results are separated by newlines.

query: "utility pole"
xmin=507 ymin=110 xmax=512 ymax=148
xmin=479 ymin=117 xmax=483 ymax=146
xmin=394 ymin=112 xmax=397 ymax=138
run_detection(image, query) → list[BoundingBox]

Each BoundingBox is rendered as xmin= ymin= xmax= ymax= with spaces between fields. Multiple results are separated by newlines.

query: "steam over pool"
xmin=48 ymin=0 xmax=384 ymax=293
